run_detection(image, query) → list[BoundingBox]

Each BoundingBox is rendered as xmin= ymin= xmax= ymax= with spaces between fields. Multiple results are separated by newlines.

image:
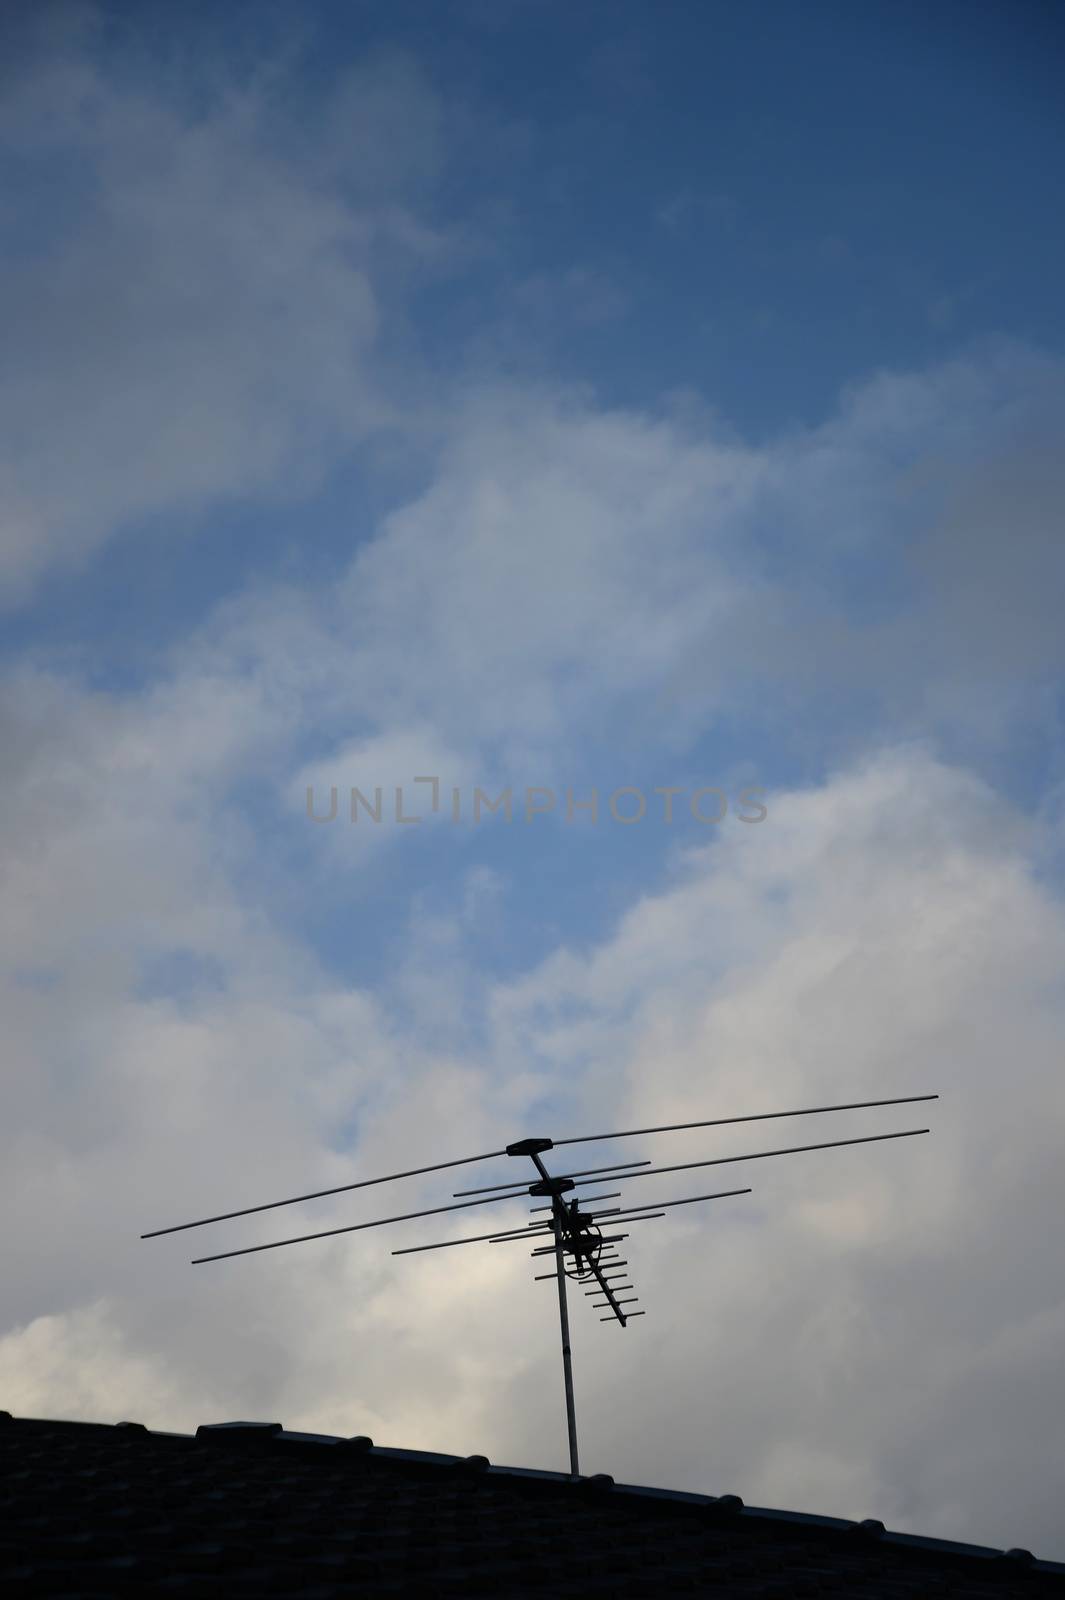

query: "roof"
xmin=2 ymin=1412 xmax=1062 ymax=1597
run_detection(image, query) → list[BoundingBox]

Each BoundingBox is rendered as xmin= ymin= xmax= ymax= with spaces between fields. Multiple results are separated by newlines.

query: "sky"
xmin=2 ymin=0 xmax=1064 ymax=1562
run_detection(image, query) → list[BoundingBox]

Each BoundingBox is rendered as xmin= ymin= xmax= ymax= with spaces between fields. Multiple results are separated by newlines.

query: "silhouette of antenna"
xmin=142 ymin=1092 xmax=937 ymax=1476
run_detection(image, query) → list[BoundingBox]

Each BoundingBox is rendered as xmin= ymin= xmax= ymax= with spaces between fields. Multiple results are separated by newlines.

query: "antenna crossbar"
xmin=455 ymin=1160 xmax=652 ymax=1198
xmin=586 ymin=1186 xmax=752 ymax=1220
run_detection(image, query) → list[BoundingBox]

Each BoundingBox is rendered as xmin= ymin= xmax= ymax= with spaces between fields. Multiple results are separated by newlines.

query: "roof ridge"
xmin=4 ymin=1412 xmax=1063 ymax=1579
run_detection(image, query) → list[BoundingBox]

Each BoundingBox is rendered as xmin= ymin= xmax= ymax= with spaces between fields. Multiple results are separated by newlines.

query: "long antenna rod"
xmin=454 ymin=1125 xmax=928 ymax=1197
xmin=562 ymin=1126 xmax=929 ymax=1189
xmin=550 ymin=1092 xmax=938 ymax=1150
xmin=189 ymin=1186 xmax=548 ymax=1265
xmin=142 ymin=1147 xmax=510 ymax=1239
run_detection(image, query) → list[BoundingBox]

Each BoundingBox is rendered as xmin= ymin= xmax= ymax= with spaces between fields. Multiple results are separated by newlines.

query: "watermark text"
xmin=305 ymin=779 xmax=768 ymax=826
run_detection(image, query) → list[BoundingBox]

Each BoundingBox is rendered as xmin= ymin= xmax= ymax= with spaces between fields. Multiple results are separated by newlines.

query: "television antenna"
xmin=142 ymin=1093 xmax=937 ymax=1477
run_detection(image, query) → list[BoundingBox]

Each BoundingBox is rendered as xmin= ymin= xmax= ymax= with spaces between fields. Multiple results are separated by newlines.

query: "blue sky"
xmin=2 ymin=0 xmax=1064 ymax=1560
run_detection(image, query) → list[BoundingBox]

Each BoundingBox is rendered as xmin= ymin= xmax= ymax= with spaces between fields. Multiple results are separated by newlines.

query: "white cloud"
xmin=293 ymin=725 xmax=478 ymax=852
xmin=240 ymin=341 xmax=1063 ymax=778
xmin=0 ymin=21 xmax=450 ymax=601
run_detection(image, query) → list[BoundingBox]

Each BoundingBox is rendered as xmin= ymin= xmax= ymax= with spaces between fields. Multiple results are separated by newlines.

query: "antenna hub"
xmin=528 ymin=1177 xmax=575 ymax=1197
xmin=506 ymin=1137 xmax=554 ymax=1157
xmin=565 ymin=1230 xmax=601 ymax=1258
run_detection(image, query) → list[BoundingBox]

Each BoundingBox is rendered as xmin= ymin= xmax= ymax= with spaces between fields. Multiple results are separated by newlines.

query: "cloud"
xmin=331 ymin=383 xmax=762 ymax=770
xmin=0 ymin=18 xmax=450 ymax=602
xmin=294 ymin=726 xmax=478 ymax=837
xmin=251 ymin=340 xmax=1064 ymax=783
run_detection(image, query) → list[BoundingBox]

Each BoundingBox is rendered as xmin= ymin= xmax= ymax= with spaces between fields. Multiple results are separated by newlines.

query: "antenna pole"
xmin=524 ymin=1145 xmax=581 ymax=1478
xmin=553 ymin=1202 xmax=580 ymax=1479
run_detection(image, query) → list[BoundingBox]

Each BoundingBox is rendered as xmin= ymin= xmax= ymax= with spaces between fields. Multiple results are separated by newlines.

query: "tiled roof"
xmin=1 ymin=1412 xmax=1062 ymax=1597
